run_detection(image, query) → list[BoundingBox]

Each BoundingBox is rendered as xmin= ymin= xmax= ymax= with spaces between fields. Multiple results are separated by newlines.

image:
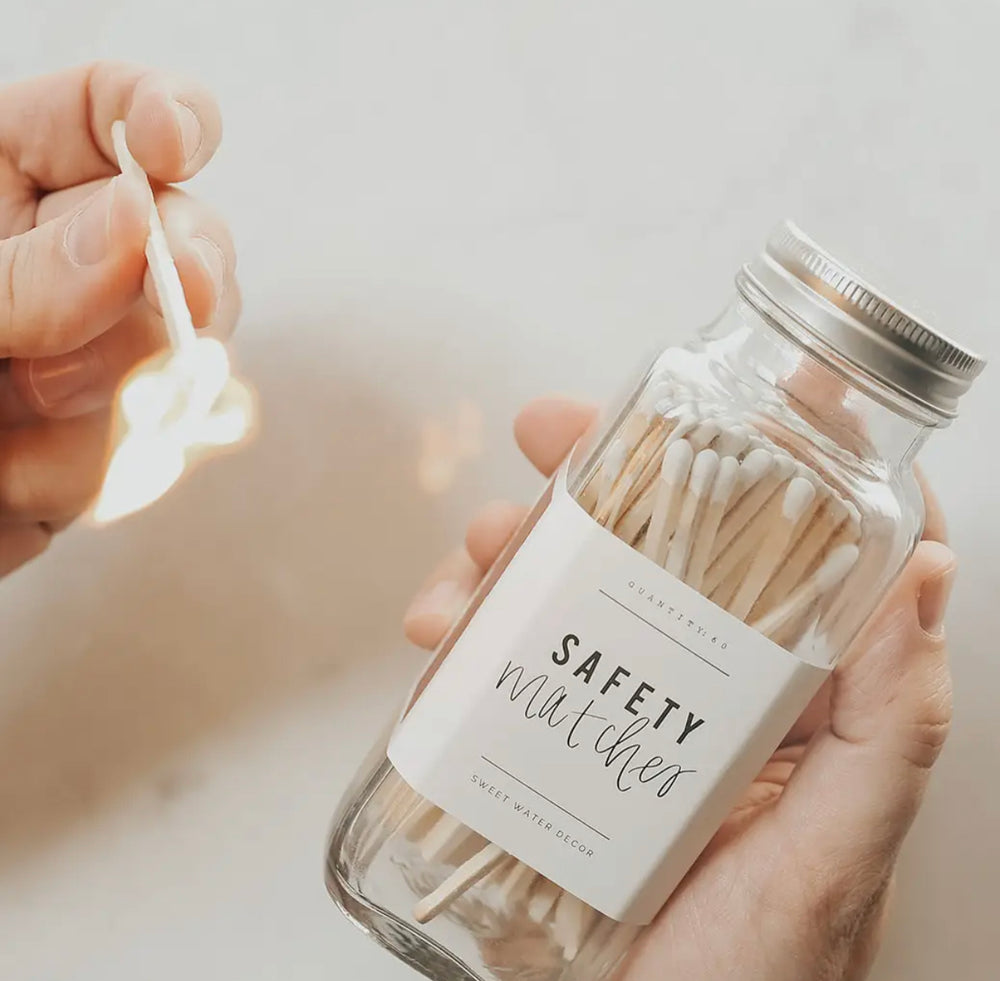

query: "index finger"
xmin=0 ymin=61 xmax=222 ymax=190
xmin=513 ymin=396 xmax=598 ymax=477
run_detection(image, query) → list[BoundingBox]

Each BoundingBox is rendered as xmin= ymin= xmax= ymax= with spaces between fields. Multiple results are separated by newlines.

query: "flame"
xmin=92 ymin=338 xmax=253 ymax=524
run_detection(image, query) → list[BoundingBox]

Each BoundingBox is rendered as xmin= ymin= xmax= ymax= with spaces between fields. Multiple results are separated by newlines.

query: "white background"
xmin=1 ymin=2 xmax=997 ymax=979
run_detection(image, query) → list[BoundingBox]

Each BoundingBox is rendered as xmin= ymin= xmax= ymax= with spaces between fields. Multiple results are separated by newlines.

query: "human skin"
xmin=0 ymin=62 xmax=238 ymax=575
xmin=404 ymin=396 xmax=956 ymax=981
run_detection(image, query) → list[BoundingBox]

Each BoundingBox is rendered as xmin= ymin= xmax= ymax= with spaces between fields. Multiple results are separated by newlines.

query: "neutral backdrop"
xmin=1 ymin=3 xmax=997 ymax=980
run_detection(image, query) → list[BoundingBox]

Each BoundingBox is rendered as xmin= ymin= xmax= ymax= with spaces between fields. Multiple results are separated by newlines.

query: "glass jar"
xmin=325 ymin=222 xmax=985 ymax=981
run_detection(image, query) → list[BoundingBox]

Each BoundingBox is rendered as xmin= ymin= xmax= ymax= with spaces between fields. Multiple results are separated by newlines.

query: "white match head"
xmin=841 ymin=501 xmax=863 ymax=539
xmin=794 ymin=461 xmax=822 ymax=486
xmin=772 ymin=453 xmax=796 ymax=481
xmin=640 ymin=379 xmax=675 ymax=414
xmin=658 ymin=399 xmax=694 ymax=419
xmin=825 ymin=494 xmax=850 ymax=525
xmin=815 ymin=544 xmax=860 ymax=591
xmin=714 ymin=423 xmax=750 ymax=457
xmin=661 ymin=437 xmax=695 ymax=482
xmin=712 ymin=454 xmax=741 ymax=501
xmin=738 ymin=447 xmax=774 ymax=487
xmin=689 ymin=449 xmax=720 ymax=493
xmin=782 ymin=476 xmax=817 ymax=521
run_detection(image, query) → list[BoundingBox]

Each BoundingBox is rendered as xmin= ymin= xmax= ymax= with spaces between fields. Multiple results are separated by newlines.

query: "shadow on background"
xmin=0 ymin=320 xmax=486 ymax=869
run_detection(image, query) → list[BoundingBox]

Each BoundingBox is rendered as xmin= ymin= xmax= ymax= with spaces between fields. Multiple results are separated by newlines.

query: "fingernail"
xmin=192 ymin=236 xmax=227 ymax=310
xmin=65 ymin=183 xmax=115 ymax=265
xmin=405 ymin=580 xmax=467 ymax=624
xmin=918 ymin=561 xmax=957 ymax=635
xmin=173 ymin=101 xmax=202 ymax=164
xmin=27 ymin=346 xmax=102 ymax=409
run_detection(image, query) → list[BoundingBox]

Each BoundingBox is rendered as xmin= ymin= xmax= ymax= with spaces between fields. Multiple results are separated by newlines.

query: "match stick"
xmin=552 ymin=892 xmax=599 ymax=960
xmin=642 ymin=439 xmax=695 ymax=564
xmin=685 ymin=454 xmax=740 ymax=591
xmin=110 ymin=121 xmax=197 ymax=354
xmin=727 ymin=477 xmax=817 ymax=622
xmin=752 ymin=496 xmax=848 ymax=618
xmin=622 ymin=380 xmax=676 ymax=449
xmin=594 ymin=438 xmax=627 ymax=516
xmin=664 ymin=449 xmax=720 ymax=580
xmin=711 ymin=555 xmax=751 ymax=611
xmin=413 ymin=842 xmax=508 ymax=924
xmin=751 ymin=544 xmax=860 ymax=637
xmin=496 ymin=860 xmax=537 ymax=908
xmin=702 ymin=465 xmax=795 ymax=597
xmin=527 ymin=878 xmax=562 ymax=923
xmin=712 ymin=422 xmax=751 ymax=458
xmin=419 ymin=813 xmax=486 ymax=864
xmin=711 ymin=452 xmax=795 ymax=561
xmin=685 ymin=419 xmax=722 ymax=453
xmin=396 ymin=796 xmax=443 ymax=842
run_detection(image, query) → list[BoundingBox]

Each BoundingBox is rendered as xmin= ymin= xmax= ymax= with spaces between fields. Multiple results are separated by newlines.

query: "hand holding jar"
xmin=402 ymin=395 xmax=955 ymax=981
xmin=329 ymin=226 xmax=980 ymax=981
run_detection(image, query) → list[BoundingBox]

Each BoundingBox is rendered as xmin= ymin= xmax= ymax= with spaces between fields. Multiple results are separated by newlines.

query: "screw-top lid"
xmin=738 ymin=221 xmax=986 ymax=419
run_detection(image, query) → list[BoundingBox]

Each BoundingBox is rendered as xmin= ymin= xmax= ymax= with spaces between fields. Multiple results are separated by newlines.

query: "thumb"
xmin=0 ymin=174 xmax=149 ymax=359
xmin=775 ymin=540 xmax=956 ymax=884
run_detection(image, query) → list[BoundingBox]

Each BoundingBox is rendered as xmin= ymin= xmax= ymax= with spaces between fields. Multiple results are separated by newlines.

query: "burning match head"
xmin=92 ymin=338 xmax=255 ymax=524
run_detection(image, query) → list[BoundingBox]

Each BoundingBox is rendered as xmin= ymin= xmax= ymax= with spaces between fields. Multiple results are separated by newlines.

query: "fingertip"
xmin=465 ymin=500 xmax=527 ymax=569
xmin=403 ymin=610 xmax=451 ymax=651
xmin=514 ymin=395 xmax=599 ymax=476
xmin=125 ymin=75 xmax=222 ymax=182
xmin=403 ymin=579 xmax=469 ymax=650
xmin=913 ymin=540 xmax=958 ymax=638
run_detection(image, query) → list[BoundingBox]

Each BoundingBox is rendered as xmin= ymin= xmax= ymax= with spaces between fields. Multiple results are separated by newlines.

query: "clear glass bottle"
xmin=325 ymin=222 xmax=985 ymax=981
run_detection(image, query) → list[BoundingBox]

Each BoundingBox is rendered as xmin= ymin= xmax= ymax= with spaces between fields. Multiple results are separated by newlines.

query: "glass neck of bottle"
xmin=704 ymin=296 xmax=941 ymax=474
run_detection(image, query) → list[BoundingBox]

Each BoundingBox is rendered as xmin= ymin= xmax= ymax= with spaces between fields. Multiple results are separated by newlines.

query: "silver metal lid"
xmin=738 ymin=221 xmax=986 ymax=419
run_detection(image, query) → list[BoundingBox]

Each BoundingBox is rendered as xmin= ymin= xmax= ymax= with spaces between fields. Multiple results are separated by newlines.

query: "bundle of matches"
xmin=373 ymin=393 xmax=865 ymax=970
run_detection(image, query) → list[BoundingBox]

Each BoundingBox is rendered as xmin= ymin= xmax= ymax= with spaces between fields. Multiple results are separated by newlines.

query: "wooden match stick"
xmin=527 ymin=878 xmax=562 ymax=923
xmin=413 ymin=842 xmax=508 ymax=924
xmin=418 ymin=813 xmax=487 ymax=865
xmin=727 ymin=477 xmax=817 ymax=622
xmin=685 ymin=419 xmax=722 ymax=453
xmin=642 ymin=439 xmax=695 ymax=564
xmin=111 ymin=121 xmax=198 ymax=354
xmin=751 ymin=544 xmax=860 ymax=637
xmin=710 ymin=452 xmax=795 ymax=562
xmin=712 ymin=422 xmax=751 ymax=458
xmin=664 ymin=449 xmax=720 ymax=580
xmin=686 ymin=454 xmax=740 ymax=591
xmin=702 ymin=461 xmax=795 ymax=596
xmin=552 ymin=892 xmax=599 ymax=960
xmin=711 ymin=555 xmax=751 ymax=611
xmin=496 ymin=860 xmax=537 ymax=908
xmin=752 ymin=495 xmax=848 ymax=618
xmin=622 ymin=380 xmax=676 ymax=449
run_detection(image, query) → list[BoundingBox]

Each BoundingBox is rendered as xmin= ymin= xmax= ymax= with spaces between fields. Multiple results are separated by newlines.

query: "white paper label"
xmin=389 ymin=470 xmax=829 ymax=924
